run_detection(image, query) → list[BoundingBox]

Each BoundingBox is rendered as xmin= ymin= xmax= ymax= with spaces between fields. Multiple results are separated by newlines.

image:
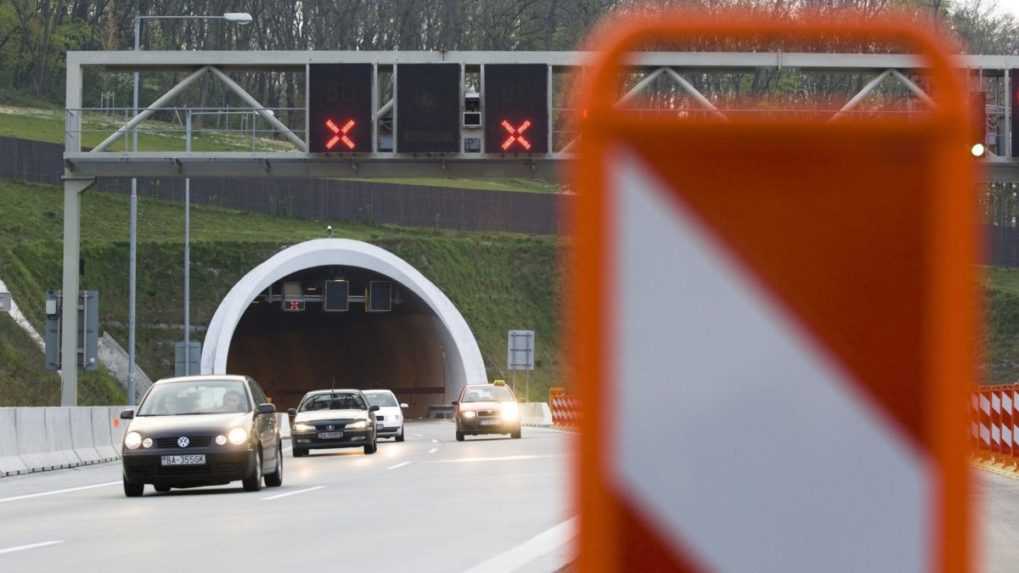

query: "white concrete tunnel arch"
xmin=202 ymin=239 xmax=487 ymax=398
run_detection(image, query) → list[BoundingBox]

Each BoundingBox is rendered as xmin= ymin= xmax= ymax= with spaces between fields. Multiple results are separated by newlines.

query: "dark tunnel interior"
xmin=227 ymin=266 xmax=453 ymax=417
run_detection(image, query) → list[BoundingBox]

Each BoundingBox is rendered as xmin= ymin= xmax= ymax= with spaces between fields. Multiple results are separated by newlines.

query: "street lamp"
xmin=127 ymin=12 xmax=253 ymax=404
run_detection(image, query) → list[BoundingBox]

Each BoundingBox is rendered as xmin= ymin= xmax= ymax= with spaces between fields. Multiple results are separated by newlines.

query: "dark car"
xmin=288 ymin=390 xmax=380 ymax=457
xmin=453 ymin=382 xmax=522 ymax=441
xmin=119 ymin=375 xmax=283 ymax=497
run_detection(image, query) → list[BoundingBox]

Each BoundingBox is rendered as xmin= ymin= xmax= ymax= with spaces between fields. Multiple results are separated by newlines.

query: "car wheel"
xmin=243 ymin=448 xmax=263 ymax=492
xmin=364 ymin=436 xmax=378 ymax=455
xmin=396 ymin=427 xmax=405 ymax=442
xmin=293 ymin=447 xmax=307 ymax=458
xmin=264 ymin=443 xmax=283 ymax=488
xmin=123 ymin=478 xmax=144 ymax=498
xmin=154 ymin=484 xmax=171 ymax=493
xmin=455 ymin=430 xmax=465 ymax=442
xmin=511 ymin=427 xmax=522 ymax=439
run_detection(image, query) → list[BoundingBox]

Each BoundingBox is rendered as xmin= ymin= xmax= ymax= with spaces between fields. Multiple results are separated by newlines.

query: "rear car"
xmin=288 ymin=390 xmax=379 ymax=456
xmin=119 ymin=375 xmax=283 ymax=497
xmin=453 ymin=383 xmax=522 ymax=441
xmin=363 ymin=389 xmax=408 ymax=441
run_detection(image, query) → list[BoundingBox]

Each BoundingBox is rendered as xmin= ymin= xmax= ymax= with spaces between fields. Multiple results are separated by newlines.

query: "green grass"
xmin=0 ymin=178 xmax=562 ymax=403
xmin=0 ymin=312 xmax=125 ymax=406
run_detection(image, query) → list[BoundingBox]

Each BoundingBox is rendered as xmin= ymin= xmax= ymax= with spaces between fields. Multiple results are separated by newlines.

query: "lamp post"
xmin=129 ymin=11 xmax=252 ymax=402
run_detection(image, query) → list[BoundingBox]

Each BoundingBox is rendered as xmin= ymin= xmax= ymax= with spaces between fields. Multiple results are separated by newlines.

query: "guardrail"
xmin=973 ymin=385 xmax=1019 ymax=465
xmin=0 ymin=407 xmax=292 ymax=477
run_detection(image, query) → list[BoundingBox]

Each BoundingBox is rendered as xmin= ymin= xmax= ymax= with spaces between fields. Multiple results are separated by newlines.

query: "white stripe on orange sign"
xmin=609 ymin=149 xmax=932 ymax=572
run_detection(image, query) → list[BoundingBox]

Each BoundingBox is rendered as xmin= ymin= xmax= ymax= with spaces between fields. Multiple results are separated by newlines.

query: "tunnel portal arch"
xmin=202 ymin=239 xmax=486 ymax=410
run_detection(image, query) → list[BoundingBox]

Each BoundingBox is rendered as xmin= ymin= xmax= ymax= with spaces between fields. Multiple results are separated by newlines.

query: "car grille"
xmin=312 ymin=420 xmax=355 ymax=431
xmin=477 ymin=409 xmax=499 ymax=418
xmin=155 ymin=436 xmax=212 ymax=449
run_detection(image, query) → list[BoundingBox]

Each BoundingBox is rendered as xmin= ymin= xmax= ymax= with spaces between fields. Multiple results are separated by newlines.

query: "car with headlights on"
xmin=363 ymin=389 xmax=408 ymax=441
xmin=288 ymin=390 xmax=379 ymax=456
xmin=453 ymin=382 xmax=521 ymax=441
xmin=119 ymin=375 xmax=283 ymax=497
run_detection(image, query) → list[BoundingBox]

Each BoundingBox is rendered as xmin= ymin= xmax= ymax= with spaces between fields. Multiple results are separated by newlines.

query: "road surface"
xmin=0 ymin=421 xmax=573 ymax=572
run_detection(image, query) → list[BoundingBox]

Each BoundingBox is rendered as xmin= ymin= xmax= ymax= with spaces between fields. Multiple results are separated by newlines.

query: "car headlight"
xmin=124 ymin=432 xmax=142 ymax=450
xmin=142 ymin=437 xmax=153 ymax=448
xmin=501 ymin=403 xmax=519 ymax=421
xmin=462 ymin=410 xmax=476 ymax=419
xmin=227 ymin=427 xmax=249 ymax=445
xmin=215 ymin=434 xmax=227 ymax=446
xmin=294 ymin=423 xmax=314 ymax=433
xmin=347 ymin=420 xmax=368 ymax=430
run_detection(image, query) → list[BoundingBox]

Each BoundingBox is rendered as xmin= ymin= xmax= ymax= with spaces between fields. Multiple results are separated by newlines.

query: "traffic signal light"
xmin=396 ymin=64 xmax=461 ymax=153
xmin=367 ymin=281 xmax=393 ymax=312
xmin=484 ymin=64 xmax=548 ymax=154
xmin=308 ymin=63 xmax=373 ymax=153
xmin=324 ymin=279 xmax=349 ymax=312
xmin=1012 ymin=71 xmax=1019 ymax=157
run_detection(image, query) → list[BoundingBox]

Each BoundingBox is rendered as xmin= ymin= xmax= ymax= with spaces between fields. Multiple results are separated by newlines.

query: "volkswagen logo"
xmin=326 ymin=425 xmax=334 ymax=431
xmin=177 ymin=436 xmax=190 ymax=448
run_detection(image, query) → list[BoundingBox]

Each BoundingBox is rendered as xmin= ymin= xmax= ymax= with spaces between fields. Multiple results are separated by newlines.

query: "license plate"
xmin=161 ymin=455 xmax=206 ymax=466
xmin=318 ymin=431 xmax=343 ymax=439
xmin=480 ymin=420 xmax=498 ymax=426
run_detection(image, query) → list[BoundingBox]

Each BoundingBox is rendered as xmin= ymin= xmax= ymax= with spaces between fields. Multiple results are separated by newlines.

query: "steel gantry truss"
xmin=54 ymin=49 xmax=1019 ymax=402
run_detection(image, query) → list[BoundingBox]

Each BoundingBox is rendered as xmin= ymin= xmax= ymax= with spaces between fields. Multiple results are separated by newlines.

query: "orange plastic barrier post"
xmin=570 ymin=11 xmax=976 ymax=573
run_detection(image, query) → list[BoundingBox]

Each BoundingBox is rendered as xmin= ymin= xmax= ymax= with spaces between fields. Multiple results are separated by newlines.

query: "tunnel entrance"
xmin=228 ymin=266 xmax=449 ymax=414
xmin=201 ymin=239 xmax=486 ymax=417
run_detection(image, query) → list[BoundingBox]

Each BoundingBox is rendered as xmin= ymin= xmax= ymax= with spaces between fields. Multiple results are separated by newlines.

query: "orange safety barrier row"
xmin=549 ymin=387 xmax=580 ymax=429
xmin=972 ymin=385 xmax=1019 ymax=468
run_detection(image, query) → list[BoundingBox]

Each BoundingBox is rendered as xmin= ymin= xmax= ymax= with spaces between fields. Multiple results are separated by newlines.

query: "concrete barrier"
xmin=16 ymin=408 xmax=59 ymax=472
xmin=277 ymin=413 xmax=291 ymax=439
xmin=0 ymin=408 xmax=27 ymax=476
xmin=108 ymin=407 xmax=127 ymax=457
xmin=520 ymin=402 xmax=553 ymax=427
xmin=91 ymin=407 xmax=117 ymax=461
xmin=70 ymin=408 xmax=101 ymax=465
xmin=44 ymin=408 xmax=80 ymax=469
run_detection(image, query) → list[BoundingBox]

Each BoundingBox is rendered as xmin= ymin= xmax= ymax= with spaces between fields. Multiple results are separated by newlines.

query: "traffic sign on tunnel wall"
xmin=308 ymin=63 xmax=373 ymax=153
xmin=570 ymin=13 xmax=977 ymax=573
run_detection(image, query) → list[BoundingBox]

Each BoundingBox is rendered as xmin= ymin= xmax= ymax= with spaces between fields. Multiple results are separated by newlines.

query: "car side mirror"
xmin=120 ymin=409 xmax=134 ymax=420
xmin=400 ymin=403 xmax=408 ymax=409
xmin=369 ymin=405 xmax=380 ymax=412
xmin=258 ymin=403 xmax=275 ymax=415
xmin=451 ymin=401 xmax=458 ymax=407
xmin=288 ymin=408 xmax=297 ymax=418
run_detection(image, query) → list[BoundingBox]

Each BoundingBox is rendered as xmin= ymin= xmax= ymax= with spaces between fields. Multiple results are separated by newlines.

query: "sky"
xmin=997 ymin=0 xmax=1019 ymax=18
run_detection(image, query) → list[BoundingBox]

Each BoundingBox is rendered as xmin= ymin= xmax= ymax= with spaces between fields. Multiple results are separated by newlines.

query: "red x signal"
xmin=500 ymin=119 xmax=532 ymax=151
xmin=325 ymin=118 xmax=356 ymax=150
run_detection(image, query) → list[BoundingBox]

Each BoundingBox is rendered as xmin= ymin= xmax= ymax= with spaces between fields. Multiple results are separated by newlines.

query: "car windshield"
xmin=364 ymin=392 xmax=398 ymax=407
xmin=462 ymin=386 xmax=515 ymax=403
xmin=300 ymin=393 xmax=366 ymax=412
xmin=138 ymin=379 xmax=250 ymax=416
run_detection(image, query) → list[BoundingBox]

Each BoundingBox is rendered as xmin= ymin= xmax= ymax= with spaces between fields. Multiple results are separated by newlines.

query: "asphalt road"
xmin=0 ymin=421 xmax=573 ymax=573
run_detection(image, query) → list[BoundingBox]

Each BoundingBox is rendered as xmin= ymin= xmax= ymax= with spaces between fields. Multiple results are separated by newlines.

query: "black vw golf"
xmin=120 ymin=375 xmax=284 ymax=497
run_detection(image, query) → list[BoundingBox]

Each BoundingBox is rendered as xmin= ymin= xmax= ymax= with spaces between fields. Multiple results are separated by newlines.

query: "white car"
xmin=363 ymin=390 xmax=408 ymax=441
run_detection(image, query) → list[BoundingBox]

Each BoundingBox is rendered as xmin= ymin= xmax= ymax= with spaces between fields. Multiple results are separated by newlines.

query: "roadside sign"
xmin=507 ymin=330 xmax=535 ymax=371
xmin=570 ymin=14 xmax=976 ymax=573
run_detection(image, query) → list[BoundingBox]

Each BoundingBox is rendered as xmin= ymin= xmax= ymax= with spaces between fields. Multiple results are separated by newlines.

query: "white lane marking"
xmin=431 ymin=439 xmax=439 ymax=444
xmin=428 ymin=447 xmax=439 ymax=454
xmin=0 ymin=540 xmax=64 ymax=556
xmin=260 ymin=486 xmax=324 ymax=501
xmin=387 ymin=461 xmax=412 ymax=470
xmin=463 ymin=518 xmax=576 ymax=573
xmin=0 ymin=481 xmax=120 ymax=505
xmin=432 ymin=454 xmax=562 ymax=464
xmin=412 ymin=434 xmax=423 ymax=438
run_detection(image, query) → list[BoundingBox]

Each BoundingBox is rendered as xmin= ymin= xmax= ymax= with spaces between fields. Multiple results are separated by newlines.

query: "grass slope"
xmin=0 ymin=179 xmax=561 ymax=403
